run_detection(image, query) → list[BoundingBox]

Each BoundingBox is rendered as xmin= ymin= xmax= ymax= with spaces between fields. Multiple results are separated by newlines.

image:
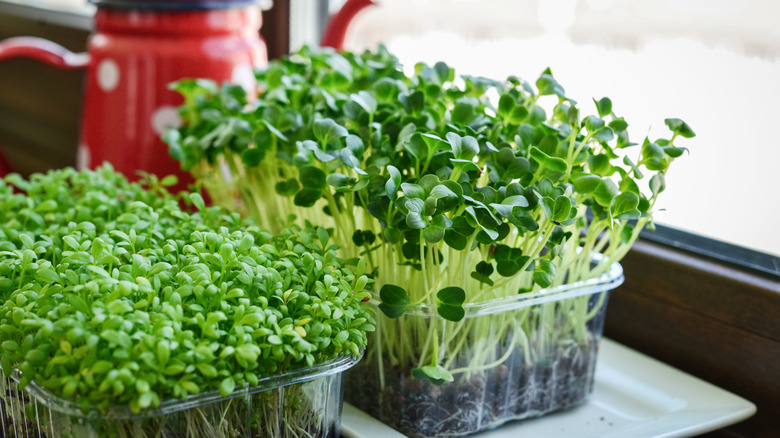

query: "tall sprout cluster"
xmin=166 ymin=46 xmax=693 ymax=383
xmin=0 ymin=165 xmax=373 ymax=436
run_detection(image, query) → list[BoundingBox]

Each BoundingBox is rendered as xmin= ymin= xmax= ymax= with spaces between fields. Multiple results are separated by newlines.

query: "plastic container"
xmin=0 ymin=353 xmax=360 ymax=438
xmin=345 ymin=262 xmax=624 ymax=438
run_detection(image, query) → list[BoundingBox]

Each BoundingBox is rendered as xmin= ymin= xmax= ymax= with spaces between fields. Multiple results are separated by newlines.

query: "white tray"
xmin=341 ymin=338 xmax=756 ymax=438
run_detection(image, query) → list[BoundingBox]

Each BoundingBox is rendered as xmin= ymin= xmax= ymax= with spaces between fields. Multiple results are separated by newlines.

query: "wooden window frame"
xmin=606 ymin=237 xmax=780 ymax=437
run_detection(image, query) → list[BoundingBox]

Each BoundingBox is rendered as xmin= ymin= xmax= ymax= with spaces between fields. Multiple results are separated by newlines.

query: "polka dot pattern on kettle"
xmin=151 ymin=106 xmax=182 ymax=136
xmin=232 ymin=63 xmax=256 ymax=93
xmin=76 ymin=144 xmax=91 ymax=170
xmin=97 ymin=59 xmax=120 ymax=92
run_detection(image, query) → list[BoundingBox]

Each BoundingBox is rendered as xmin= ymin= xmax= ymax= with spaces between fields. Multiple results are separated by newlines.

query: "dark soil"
xmin=345 ymin=338 xmax=600 ymax=438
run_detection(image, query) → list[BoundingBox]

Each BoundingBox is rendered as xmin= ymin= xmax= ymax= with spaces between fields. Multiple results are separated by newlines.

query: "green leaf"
xmin=594 ymin=97 xmax=612 ymax=117
xmin=35 ymin=199 xmax=58 ymax=213
xmin=404 ymin=134 xmax=427 ymax=164
xmin=509 ymin=105 xmax=529 ymax=124
xmin=622 ymin=156 xmax=644 ymax=179
xmin=436 ymin=286 xmax=465 ymax=322
xmin=567 ymin=105 xmax=579 ymax=127
xmin=241 ymin=148 xmax=265 ymax=167
xmin=36 ymin=266 xmax=60 ymax=283
xmin=640 ymin=140 xmax=668 ymax=171
xmin=529 ymin=146 xmax=567 ymax=173
xmin=374 ymin=77 xmax=399 ymax=101
xmin=219 ymin=376 xmax=236 ymax=397
xmin=446 ymin=133 xmax=479 ymax=161
xmin=434 ymin=61 xmax=453 ymax=83
xmin=583 ymin=115 xmax=605 ymax=133
xmin=236 ymin=343 xmax=261 ymax=363
xmin=664 ymin=118 xmax=696 ymax=138
xmin=594 ymin=178 xmax=619 ymax=207
xmin=313 ymin=118 xmax=348 ymax=144
xmin=493 ymin=245 xmax=528 ymax=277
xmin=404 ymin=198 xmax=427 ymax=229
xmin=533 ymin=271 xmax=552 ymax=288
xmin=444 ymin=233 xmax=468 ymax=252
xmin=463 ymin=205 xmax=499 ymax=241
xmin=412 ymin=364 xmax=454 ymax=386
xmin=317 ymin=227 xmax=330 ymax=248
xmin=422 ymin=214 xmax=451 ymax=243
xmin=588 ymin=154 xmax=614 ymax=176
xmin=610 ymin=192 xmax=641 ymax=220
xmin=593 ymin=127 xmax=615 ymax=142
xmin=294 ymin=189 xmax=321 ymax=207
xmin=384 ymin=227 xmax=403 ymax=244
xmin=190 ymin=193 xmax=206 ymax=211
xmin=419 ymin=133 xmax=449 ymax=156
xmin=609 ymin=118 xmax=628 ymax=132
xmin=1 ymin=341 xmax=19 ymax=352
xmin=404 ymin=90 xmax=425 ymax=113
xmin=275 ymin=179 xmax=300 ymax=196
xmin=92 ymin=360 xmax=113 ymax=374
xmin=663 ymin=146 xmax=688 ymax=158
xmin=378 ymin=284 xmax=411 ymax=319
xmin=326 ymin=173 xmax=352 ymax=191
xmin=552 ymin=196 xmax=572 ymax=222
xmin=490 ymin=195 xmax=528 ymax=217
xmin=536 ymin=69 xmax=566 ymax=97
xmin=470 ymin=261 xmax=494 ymax=286
xmin=498 ymin=94 xmax=515 ymax=118
xmin=350 ymin=91 xmax=377 ymax=114
xmin=573 ymin=174 xmax=601 ymax=194
xmin=538 ymin=195 xmax=554 ymax=221
xmin=386 ymin=165 xmax=402 ymax=201
xmin=650 ymin=173 xmax=666 ymax=196
xmin=401 ymin=183 xmax=426 ymax=199
xmin=429 ymin=182 xmax=461 ymax=211
xmin=452 ymin=101 xmax=475 ymax=125
xmin=298 ymin=165 xmax=327 ymax=190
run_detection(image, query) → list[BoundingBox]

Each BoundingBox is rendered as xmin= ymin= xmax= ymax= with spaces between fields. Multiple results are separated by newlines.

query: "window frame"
xmin=606 ymin=235 xmax=780 ymax=437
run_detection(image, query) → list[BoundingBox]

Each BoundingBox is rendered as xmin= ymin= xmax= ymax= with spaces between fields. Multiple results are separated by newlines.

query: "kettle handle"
xmin=0 ymin=36 xmax=89 ymax=69
xmin=0 ymin=37 xmax=89 ymax=176
xmin=321 ymin=0 xmax=375 ymax=50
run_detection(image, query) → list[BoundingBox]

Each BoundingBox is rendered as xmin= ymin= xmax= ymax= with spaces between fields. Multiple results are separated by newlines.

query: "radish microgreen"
xmin=166 ymin=46 xmax=693 ymax=386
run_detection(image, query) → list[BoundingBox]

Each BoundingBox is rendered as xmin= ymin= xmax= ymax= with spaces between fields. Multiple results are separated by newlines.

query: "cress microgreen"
xmin=0 ymin=164 xmax=374 ymax=434
xmin=165 ymin=45 xmax=693 ymax=387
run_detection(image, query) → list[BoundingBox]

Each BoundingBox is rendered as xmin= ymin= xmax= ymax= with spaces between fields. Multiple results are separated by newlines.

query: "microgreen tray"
xmin=346 ymin=261 xmax=623 ymax=438
xmin=0 ymin=352 xmax=360 ymax=438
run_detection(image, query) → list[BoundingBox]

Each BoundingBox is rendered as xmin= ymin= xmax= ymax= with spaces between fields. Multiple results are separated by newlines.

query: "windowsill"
xmin=606 ymin=238 xmax=780 ymax=437
xmin=0 ymin=0 xmax=94 ymax=30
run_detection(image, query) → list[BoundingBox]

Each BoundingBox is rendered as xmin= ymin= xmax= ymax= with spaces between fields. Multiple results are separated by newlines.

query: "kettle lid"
xmin=88 ymin=0 xmax=265 ymax=10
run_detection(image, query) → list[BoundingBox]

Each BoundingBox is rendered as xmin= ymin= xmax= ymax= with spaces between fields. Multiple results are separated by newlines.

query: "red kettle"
xmin=0 ymin=0 xmax=268 ymax=190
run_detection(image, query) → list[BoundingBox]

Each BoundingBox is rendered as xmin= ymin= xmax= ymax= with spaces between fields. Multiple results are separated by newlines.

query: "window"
xmin=0 ymin=0 xmax=94 ymax=29
xmin=324 ymin=0 xmax=780 ymax=264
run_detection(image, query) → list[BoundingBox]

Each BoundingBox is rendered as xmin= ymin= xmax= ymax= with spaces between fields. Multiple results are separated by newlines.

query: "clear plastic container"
xmin=0 ymin=353 xmax=360 ymax=438
xmin=345 ymin=262 xmax=624 ymax=438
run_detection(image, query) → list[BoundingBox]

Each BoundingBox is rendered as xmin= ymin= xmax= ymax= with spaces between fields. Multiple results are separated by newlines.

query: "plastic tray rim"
xmin=369 ymin=256 xmax=624 ymax=319
xmin=5 ymin=351 xmax=362 ymax=420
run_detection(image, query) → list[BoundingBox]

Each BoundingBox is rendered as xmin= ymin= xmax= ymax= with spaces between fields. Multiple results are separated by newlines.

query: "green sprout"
xmin=0 ymin=165 xmax=374 ymax=437
xmin=165 ymin=46 xmax=693 ymax=393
